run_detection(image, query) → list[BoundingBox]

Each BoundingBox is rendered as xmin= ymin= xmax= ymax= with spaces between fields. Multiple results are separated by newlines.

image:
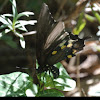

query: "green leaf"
xmin=36 ymin=89 xmax=64 ymax=97
xmin=54 ymin=63 xmax=76 ymax=91
xmin=92 ymin=6 xmax=100 ymax=23
xmin=54 ymin=77 xmax=76 ymax=91
xmin=15 ymin=20 xmax=37 ymax=31
xmin=0 ymin=16 xmax=9 ymax=24
xmin=55 ymin=63 xmax=71 ymax=79
xmin=37 ymin=62 xmax=76 ymax=91
xmin=17 ymin=11 xmax=34 ymax=19
xmin=73 ymin=12 xmax=86 ymax=35
xmin=3 ymin=14 xmax=13 ymax=17
xmin=0 ymin=29 xmax=11 ymax=37
xmin=13 ymin=31 xmax=23 ymax=37
xmin=15 ymin=21 xmax=28 ymax=32
xmin=0 ymin=16 xmax=12 ymax=30
xmin=77 ymin=12 xmax=84 ymax=29
xmin=0 ymin=24 xmax=8 ymax=30
xmin=20 ymin=36 xmax=25 ymax=49
xmin=73 ymin=19 xmax=86 ymax=35
xmin=10 ymin=0 xmax=18 ymax=18
xmin=13 ymin=31 xmax=25 ymax=48
xmin=26 ymin=84 xmax=38 ymax=97
xmin=0 ymin=35 xmax=18 ymax=48
xmin=16 ymin=20 xmax=37 ymax=26
xmin=85 ymin=14 xmax=96 ymax=22
xmin=0 ymin=72 xmax=36 ymax=97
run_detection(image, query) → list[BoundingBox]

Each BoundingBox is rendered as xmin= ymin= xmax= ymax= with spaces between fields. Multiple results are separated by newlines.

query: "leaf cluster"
xmin=0 ymin=0 xmax=37 ymax=48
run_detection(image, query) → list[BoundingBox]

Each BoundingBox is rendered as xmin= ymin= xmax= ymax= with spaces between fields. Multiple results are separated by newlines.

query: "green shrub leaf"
xmin=0 ymin=72 xmax=37 ymax=97
xmin=17 ymin=11 xmax=34 ymax=19
xmin=73 ymin=12 xmax=86 ymax=35
xmin=36 ymin=89 xmax=64 ymax=97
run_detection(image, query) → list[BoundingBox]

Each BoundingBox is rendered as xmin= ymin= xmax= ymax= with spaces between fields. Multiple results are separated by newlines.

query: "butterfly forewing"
xmin=36 ymin=3 xmax=67 ymax=66
xmin=36 ymin=3 xmax=58 ymax=66
xmin=37 ymin=3 xmax=57 ymax=49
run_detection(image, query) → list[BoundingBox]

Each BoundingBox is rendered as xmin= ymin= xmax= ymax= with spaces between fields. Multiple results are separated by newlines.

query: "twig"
xmin=63 ymin=0 xmax=100 ymax=26
xmin=76 ymin=54 xmax=81 ymax=96
xmin=81 ymin=88 xmax=87 ymax=97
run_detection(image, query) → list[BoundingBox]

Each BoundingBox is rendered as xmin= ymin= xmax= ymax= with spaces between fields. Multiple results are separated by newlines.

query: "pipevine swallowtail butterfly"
xmin=36 ymin=3 xmax=87 ymax=79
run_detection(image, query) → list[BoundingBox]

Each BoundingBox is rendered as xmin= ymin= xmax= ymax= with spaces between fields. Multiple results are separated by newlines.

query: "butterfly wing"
xmin=36 ymin=3 xmax=87 ymax=79
xmin=36 ymin=3 xmax=58 ymax=66
xmin=36 ymin=3 xmax=68 ymax=66
xmin=47 ymin=35 xmax=86 ymax=65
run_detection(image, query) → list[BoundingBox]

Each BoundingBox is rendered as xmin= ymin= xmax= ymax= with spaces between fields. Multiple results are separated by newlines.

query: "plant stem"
xmin=76 ymin=54 xmax=81 ymax=96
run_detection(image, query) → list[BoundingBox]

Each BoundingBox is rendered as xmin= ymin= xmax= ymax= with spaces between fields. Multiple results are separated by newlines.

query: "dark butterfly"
xmin=36 ymin=3 xmax=86 ymax=79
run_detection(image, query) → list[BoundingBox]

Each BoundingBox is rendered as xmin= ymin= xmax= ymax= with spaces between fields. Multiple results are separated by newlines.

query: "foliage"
xmin=37 ymin=63 xmax=76 ymax=92
xmin=92 ymin=4 xmax=100 ymax=39
xmin=73 ymin=12 xmax=86 ymax=35
xmin=73 ymin=3 xmax=100 ymax=38
xmin=0 ymin=63 xmax=76 ymax=97
xmin=0 ymin=0 xmax=37 ymax=48
xmin=0 ymin=72 xmax=37 ymax=97
xmin=36 ymin=89 xmax=64 ymax=97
